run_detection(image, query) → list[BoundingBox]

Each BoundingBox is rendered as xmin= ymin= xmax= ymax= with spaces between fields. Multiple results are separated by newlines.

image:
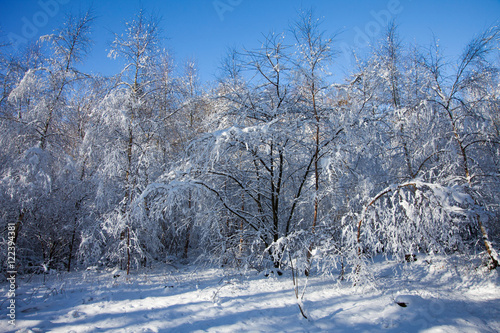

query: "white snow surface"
xmin=1 ymin=255 xmax=499 ymax=332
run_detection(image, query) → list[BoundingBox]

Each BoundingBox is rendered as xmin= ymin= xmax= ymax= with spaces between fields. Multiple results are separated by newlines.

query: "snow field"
xmin=1 ymin=255 xmax=499 ymax=332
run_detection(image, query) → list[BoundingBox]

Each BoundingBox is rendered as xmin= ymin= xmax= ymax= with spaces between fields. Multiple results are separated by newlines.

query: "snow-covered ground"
xmin=1 ymin=255 xmax=499 ymax=332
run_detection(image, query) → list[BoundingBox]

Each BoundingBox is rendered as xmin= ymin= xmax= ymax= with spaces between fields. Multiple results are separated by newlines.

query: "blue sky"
xmin=1 ymin=0 xmax=499 ymax=82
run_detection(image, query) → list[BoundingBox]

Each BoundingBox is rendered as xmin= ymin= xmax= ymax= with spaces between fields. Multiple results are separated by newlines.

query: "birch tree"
xmin=425 ymin=26 xmax=500 ymax=267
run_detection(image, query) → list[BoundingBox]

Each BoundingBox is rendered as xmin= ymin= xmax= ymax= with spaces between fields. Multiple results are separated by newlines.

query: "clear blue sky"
xmin=1 ymin=0 xmax=499 ymax=82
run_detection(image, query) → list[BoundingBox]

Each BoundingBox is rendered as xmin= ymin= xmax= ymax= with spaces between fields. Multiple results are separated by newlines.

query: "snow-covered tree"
xmin=290 ymin=9 xmax=339 ymax=275
xmin=424 ymin=26 xmax=500 ymax=267
xmin=0 ymin=10 xmax=96 ymax=272
xmin=1 ymin=7 xmax=498 ymax=279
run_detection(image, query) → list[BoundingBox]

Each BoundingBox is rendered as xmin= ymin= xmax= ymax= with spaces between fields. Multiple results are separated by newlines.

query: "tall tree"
xmin=291 ymin=9 xmax=337 ymax=275
xmin=88 ymin=9 xmax=169 ymax=274
xmin=425 ymin=26 xmax=500 ymax=268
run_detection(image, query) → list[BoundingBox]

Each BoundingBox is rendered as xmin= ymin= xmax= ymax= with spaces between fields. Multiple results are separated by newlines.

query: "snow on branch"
xmin=355 ymin=180 xmax=476 ymax=259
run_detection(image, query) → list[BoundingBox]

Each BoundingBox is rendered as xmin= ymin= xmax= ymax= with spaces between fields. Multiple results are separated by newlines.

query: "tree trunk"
xmin=183 ymin=191 xmax=193 ymax=259
xmin=126 ymin=226 xmax=131 ymax=275
xmin=305 ymin=83 xmax=320 ymax=277
xmin=478 ymin=220 xmax=499 ymax=269
xmin=67 ymin=228 xmax=76 ymax=272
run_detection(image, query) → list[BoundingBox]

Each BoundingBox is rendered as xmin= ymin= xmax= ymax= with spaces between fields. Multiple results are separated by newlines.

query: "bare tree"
xmin=291 ymin=9 xmax=337 ymax=275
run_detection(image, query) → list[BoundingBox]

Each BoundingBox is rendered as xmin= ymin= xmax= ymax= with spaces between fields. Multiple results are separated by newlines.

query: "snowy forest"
xmin=1 ymin=7 xmax=500 ymax=285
